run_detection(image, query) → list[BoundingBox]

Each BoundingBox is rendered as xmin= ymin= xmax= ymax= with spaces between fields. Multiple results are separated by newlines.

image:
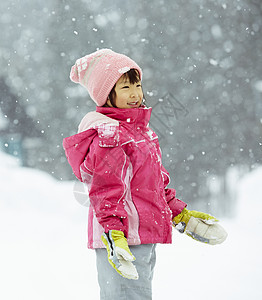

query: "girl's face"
xmin=106 ymin=73 xmax=143 ymax=109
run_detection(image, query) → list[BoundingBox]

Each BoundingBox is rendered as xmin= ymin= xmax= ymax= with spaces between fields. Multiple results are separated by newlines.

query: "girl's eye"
xmin=122 ymin=86 xmax=129 ymax=89
xmin=136 ymin=84 xmax=141 ymax=87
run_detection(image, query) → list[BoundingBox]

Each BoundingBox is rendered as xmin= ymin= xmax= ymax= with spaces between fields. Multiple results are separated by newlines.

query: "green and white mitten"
xmin=173 ymin=208 xmax=227 ymax=245
xmin=101 ymin=230 xmax=139 ymax=280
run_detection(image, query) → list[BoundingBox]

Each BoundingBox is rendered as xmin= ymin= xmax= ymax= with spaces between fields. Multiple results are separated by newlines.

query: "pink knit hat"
xmin=70 ymin=49 xmax=142 ymax=106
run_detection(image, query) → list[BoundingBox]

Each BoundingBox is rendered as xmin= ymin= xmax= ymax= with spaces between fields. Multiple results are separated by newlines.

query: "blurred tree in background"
xmin=0 ymin=0 xmax=261 ymax=215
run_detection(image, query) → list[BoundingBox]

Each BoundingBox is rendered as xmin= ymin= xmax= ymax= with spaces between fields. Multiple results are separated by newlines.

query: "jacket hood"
xmin=63 ymin=129 xmax=97 ymax=181
xmin=63 ymin=106 xmax=152 ymax=181
xmin=78 ymin=111 xmax=119 ymax=133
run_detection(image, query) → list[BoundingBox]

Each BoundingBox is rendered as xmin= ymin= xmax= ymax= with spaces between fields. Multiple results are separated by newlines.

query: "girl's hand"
xmin=173 ymin=208 xmax=227 ymax=245
xmin=101 ymin=230 xmax=139 ymax=280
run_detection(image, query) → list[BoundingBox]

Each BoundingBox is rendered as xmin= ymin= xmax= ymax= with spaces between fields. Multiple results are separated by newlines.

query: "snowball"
xmin=209 ymin=58 xmax=218 ymax=66
xmin=146 ymin=91 xmax=154 ymax=96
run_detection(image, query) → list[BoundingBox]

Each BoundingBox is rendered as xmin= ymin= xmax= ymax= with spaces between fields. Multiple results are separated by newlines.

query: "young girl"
xmin=63 ymin=49 xmax=227 ymax=299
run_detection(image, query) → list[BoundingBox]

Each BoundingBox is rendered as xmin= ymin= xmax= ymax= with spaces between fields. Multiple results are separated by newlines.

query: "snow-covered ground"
xmin=1 ymin=151 xmax=261 ymax=299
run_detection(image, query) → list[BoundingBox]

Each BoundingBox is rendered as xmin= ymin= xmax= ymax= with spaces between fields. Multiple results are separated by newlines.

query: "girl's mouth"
xmin=128 ymin=101 xmax=139 ymax=107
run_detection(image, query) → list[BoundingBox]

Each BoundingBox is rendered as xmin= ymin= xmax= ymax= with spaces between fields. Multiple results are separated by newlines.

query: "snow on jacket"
xmin=63 ymin=106 xmax=187 ymax=249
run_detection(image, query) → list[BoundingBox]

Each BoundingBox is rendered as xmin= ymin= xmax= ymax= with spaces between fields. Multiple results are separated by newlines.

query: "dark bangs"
xmin=122 ymin=69 xmax=141 ymax=84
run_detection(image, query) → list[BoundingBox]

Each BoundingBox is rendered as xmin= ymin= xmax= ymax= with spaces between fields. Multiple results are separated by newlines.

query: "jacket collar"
xmin=96 ymin=106 xmax=152 ymax=127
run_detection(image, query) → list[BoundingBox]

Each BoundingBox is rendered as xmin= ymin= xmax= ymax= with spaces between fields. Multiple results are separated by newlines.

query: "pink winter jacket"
xmin=63 ymin=106 xmax=187 ymax=249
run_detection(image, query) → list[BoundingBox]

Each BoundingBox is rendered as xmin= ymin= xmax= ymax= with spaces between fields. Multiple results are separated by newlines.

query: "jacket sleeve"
xmin=161 ymin=165 xmax=187 ymax=219
xmin=80 ymin=140 xmax=130 ymax=237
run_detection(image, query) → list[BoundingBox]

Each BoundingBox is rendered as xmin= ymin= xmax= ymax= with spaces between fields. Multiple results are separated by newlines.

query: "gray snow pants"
xmin=95 ymin=244 xmax=156 ymax=300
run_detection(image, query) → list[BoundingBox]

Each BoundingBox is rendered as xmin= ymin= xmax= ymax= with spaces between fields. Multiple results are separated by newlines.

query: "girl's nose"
xmin=130 ymin=87 xmax=138 ymax=97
